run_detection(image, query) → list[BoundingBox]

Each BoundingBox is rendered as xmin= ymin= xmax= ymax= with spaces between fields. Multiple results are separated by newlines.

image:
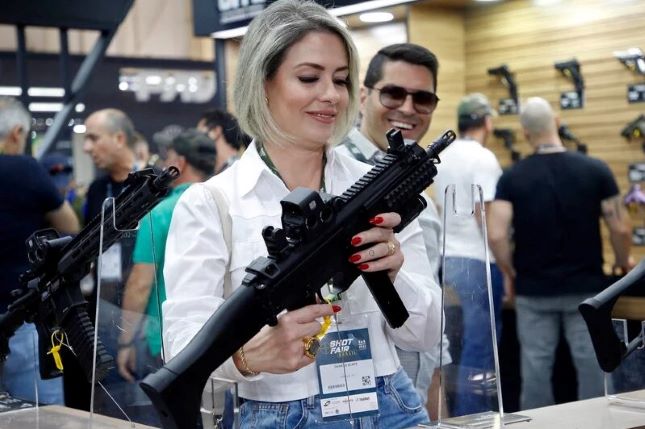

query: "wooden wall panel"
xmin=409 ymin=4 xmax=466 ymax=147
xmin=464 ymin=0 xmax=645 ymax=267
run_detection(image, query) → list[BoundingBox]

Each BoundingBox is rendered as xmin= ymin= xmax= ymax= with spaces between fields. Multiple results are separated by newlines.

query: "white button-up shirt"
xmin=162 ymin=141 xmax=442 ymax=402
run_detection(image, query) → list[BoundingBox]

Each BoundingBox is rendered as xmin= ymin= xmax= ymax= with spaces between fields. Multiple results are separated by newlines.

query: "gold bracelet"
xmin=237 ymin=346 xmax=260 ymax=376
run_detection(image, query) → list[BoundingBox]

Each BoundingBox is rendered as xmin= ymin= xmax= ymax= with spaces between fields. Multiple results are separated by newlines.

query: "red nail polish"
xmin=349 ymin=254 xmax=361 ymax=263
xmin=332 ymin=305 xmax=342 ymax=313
xmin=351 ymin=236 xmax=362 ymax=246
xmin=358 ymin=263 xmax=369 ymax=270
xmin=369 ymin=216 xmax=384 ymax=225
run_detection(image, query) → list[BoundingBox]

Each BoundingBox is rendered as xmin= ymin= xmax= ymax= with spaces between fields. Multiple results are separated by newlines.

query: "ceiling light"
xmin=28 ymin=87 xmax=65 ymax=97
xmin=359 ymin=12 xmax=394 ymax=23
xmin=29 ymin=102 xmax=63 ymax=112
xmin=0 ymin=86 xmax=22 ymax=96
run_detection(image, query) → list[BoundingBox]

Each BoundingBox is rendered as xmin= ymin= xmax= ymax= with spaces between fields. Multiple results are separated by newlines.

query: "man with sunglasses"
xmin=336 ymin=43 xmax=450 ymax=420
xmin=432 ymin=93 xmax=504 ymax=416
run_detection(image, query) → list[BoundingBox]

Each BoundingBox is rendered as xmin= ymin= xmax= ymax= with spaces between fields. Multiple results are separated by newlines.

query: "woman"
xmin=162 ymin=0 xmax=442 ymax=427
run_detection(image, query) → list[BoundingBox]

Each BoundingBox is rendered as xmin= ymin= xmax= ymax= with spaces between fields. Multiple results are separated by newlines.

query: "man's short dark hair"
xmin=363 ymin=43 xmax=439 ymax=91
xmin=458 ymin=114 xmax=488 ymax=133
xmin=172 ymin=129 xmax=216 ymax=177
xmin=199 ymin=109 xmax=250 ymax=150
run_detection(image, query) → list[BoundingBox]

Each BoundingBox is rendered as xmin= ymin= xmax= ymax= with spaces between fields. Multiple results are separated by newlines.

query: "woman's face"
xmin=264 ymin=31 xmax=350 ymax=149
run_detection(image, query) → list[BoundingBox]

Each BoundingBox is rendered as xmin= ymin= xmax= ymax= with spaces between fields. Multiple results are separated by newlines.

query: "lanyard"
xmin=257 ymin=143 xmax=327 ymax=192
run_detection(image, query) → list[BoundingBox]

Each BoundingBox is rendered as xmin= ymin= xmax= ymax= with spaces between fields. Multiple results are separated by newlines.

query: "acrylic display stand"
xmin=605 ymin=319 xmax=645 ymax=409
xmin=201 ymin=377 xmax=240 ymax=429
xmin=426 ymin=184 xmax=528 ymax=428
xmin=90 ymin=198 xmax=163 ymax=427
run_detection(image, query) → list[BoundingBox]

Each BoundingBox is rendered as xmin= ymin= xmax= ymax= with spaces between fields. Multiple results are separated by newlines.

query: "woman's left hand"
xmin=348 ymin=212 xmax=403 ymax=282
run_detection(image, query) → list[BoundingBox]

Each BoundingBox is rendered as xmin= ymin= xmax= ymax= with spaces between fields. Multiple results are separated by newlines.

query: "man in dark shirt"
xmin=0 ymin=96 xmax=79 ymax=404
xmin=488 ymin=97 xmax=633 ymax=410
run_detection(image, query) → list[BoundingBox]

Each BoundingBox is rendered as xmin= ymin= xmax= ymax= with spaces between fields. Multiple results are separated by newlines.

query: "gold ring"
xmin=303 ymin=336 xmax=320 ymax=359
xmin=386 ymin=241 xmax=396 ymax=256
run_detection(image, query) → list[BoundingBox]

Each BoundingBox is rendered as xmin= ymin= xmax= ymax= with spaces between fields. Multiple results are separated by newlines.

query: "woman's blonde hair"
xmin=233 ymin=0 xmax=359 ymax=146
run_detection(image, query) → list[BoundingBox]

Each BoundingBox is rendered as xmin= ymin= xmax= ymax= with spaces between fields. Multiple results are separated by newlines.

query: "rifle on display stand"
xmin=0 ymin=167 xmax=178 ymax=383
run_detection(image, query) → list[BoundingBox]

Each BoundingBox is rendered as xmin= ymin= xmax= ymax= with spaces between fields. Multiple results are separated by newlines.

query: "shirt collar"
xmin=347 ymin=128 xmax=383 ymax=161
xmin=238 ymin=140 xmax=343 ymax=197
xmin=236 ymin=141 xmax=275 ymax=197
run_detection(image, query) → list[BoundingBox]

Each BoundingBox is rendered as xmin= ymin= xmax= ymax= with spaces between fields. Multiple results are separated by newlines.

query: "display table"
xmin=1 ymin=395 xmax=644 ymax=429
xmin=508 ymin=393 xmax=645 ymax=429
xmin=0 ymin=405 xmax=158 ymax=428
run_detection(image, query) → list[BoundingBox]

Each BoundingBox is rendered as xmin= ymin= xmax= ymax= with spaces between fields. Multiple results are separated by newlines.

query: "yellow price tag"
xmin=47 ymin=344 xmax=64 ymax=371
xmin=48 ymin=330 xmax=67 ymax=371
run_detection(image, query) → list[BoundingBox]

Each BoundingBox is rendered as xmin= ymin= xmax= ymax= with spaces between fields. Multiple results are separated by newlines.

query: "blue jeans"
xmin=515 ymin=294 xmax=604 ymax=410
xmin=611 ymin=321 xmax=645 ymax=393
xmin=1 ymin=323 xmax=64 ymax=404
xmin=443 ymin=257 xmax=503 ymax=416
xmin=239 ymin=368 xmax=428 ymax=428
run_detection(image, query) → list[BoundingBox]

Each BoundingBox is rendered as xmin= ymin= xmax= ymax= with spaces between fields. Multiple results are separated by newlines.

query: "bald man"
xmin=487 ymin=97 xmax=633 ymax=410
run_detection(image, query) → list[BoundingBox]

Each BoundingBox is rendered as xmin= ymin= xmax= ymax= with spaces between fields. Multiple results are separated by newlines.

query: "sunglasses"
xmin=366 ymin=84 xmax=439 ymax=114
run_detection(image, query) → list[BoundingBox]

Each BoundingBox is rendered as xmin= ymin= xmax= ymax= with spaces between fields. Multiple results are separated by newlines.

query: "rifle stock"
xmin=579 ymin=259 xmax=645 ymax=372
xmin=140 ymin=129 xmax=455 ymax=429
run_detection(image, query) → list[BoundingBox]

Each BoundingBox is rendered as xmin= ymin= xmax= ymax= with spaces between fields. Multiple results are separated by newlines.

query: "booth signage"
xmin=629 ymin=162 xmax=645 ymax=183
xmin=628 ymin=83 xmax=645 ymax=103
xmin=560 ymin=91 xmax=583 ymax=109
xmin=497 ymin=98 xmax=518 ymax=115
xmin=193 ymin=0 xmax=404 ymax=36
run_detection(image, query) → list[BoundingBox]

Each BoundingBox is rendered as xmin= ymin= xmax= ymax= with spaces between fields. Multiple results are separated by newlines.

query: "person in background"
xmin=0 ymin=96 xmax=79 ymax=405
xmin=162 ymin=1 xmax=442 ymax=427
xmin=63 ymin=108 xmax=138 ymax=413
xmin=488 ymin=97 xmax=633 ymax=410
xmin=40 ymin=153 xmax=85 ymax=221
xmin=133 ymin=131 xmax=152 ymax=171
xmin=336 ymin=42 xmax=451 ymax=420
xmin=197 ymin=109 xmax=250 ymax=173
xmin=116 ymin=129 xmax=215 ymax=426
xmin=432 ymin=93 xmax=504 ymax=416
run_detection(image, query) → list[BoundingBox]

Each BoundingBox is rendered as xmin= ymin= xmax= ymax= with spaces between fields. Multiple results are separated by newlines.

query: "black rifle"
xmin=493 ymin=128 xmax=521 ymax=162
xmin=558 ymin=124 xmax=588 ymax=154
xmin=555 ymin=59 xmax=585 ymax=94
xmin=487 ymin=64 xmax=519 ymax=109
xmin=579 ymin=259 xmax=645 ymax=372
xmin=0 ymin=167 xmax=178 ymax=383
xmin=140 ymin=129 xmax=455 ymax=429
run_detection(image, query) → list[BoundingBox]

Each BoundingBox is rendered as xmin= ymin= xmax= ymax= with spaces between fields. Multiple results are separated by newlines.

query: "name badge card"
xmin=316 ymin=327 xmax=378 ymax=420
xmin=100 ymin=242 xmax=123 ymax=282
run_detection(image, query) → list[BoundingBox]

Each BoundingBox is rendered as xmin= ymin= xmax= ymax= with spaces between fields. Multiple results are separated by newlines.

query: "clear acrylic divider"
xmin=200 ymin=376 xmax=239 ymax=429
xmin=91 ymin=197 xmax=162 ymax=428
xmin=605 ymin=318 xmax=645 ymax=409
xmin=427 ymin=184 xmax=529 ymax=429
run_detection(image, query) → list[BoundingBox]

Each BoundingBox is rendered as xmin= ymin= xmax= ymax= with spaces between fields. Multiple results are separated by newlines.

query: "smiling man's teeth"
xmin=391 ymin=121 xmax=413 ymax=130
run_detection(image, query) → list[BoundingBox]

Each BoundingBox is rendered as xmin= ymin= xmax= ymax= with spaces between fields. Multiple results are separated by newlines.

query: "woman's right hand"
xmin=234 ymin=303 xmax=338 ymax=375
